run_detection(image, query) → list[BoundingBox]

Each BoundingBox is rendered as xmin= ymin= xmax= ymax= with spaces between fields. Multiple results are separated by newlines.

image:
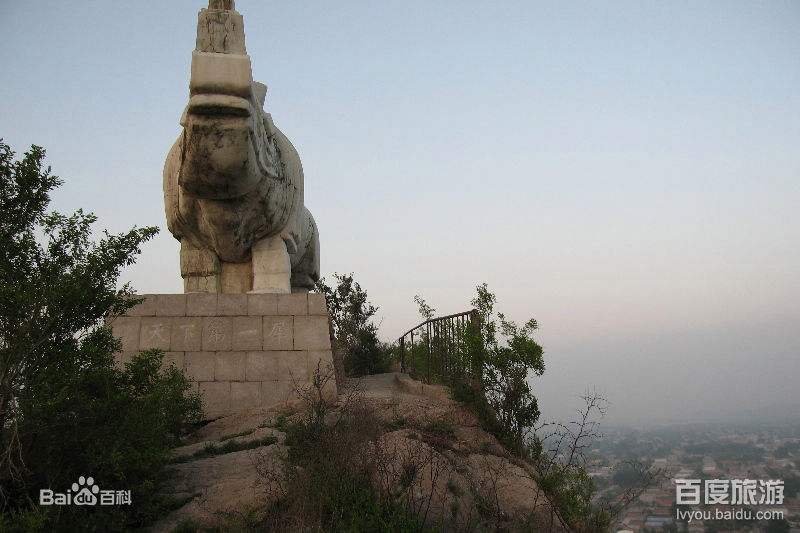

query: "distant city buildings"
xmin=587 ymin=423 xmax=799 ymax=532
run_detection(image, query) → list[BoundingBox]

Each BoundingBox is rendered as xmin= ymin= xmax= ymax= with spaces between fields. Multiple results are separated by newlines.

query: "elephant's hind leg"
xmin=290 ymin=211 xmax=320 ymax=293
xmin=180 ymin=238 xmax=220 ymax=293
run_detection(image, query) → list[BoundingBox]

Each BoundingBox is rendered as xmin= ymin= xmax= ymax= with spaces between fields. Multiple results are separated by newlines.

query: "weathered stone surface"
xmin=181 ymin=246 xmax=219 ymax=278
xmin=171 ymin=317 xmax=203 ymax=351
xmin=190 ymin=51 xmax=252 ymax=98
xmin=163 ymin=351 xmax=185 ymax=371
xmin=185 ymin=352 xmax=215 ymax=382
xmin=245 ymin=351 xmax=307 ymax=382
xmin=180 ymin=243 xmax=221 ymax=293
xmin=113 ymin=289 xmax=332 ymax=418
xmin=244 ymin=352 xmax=268 ymax=381
xmin=196 ymin=5 xmax=246 ymax=54
xmin=247 ymin=293 xmax=277 ymax=315
xmin=252 ymin=235 xmax=292 ymax=294
xmin=202 ymin=317 xmax=232 ymax=351
xmin=140 ymin=317 xmax=172 ymax=351
xmin=199 ymin=381 xmax=231 ymax=417
xmin=307 ymin=349 xmax=335 ymax=376
xmin=186 ymin=292 xmax=217 ymax=316
xmin=262 ymin=379 xmax=300 ymax=407
xmin=185 ymin=275 xmax=219 ymax=293
xmin=220 ymin=262 xmax=251 ymax=294
xmin=231 ymin=316 xmax=261 ymax=351
xmin=214 ymin=351 xmax=246 ymax=381
xmin=156 ymin=294 xmax=187 ymax=316
xmin=164 ymin=1 xmax=320 ymax=294
xmin=308 ymin=292 xmax=327 ymax=315
xmin=277 ymin=293 xmax=307 ymax=315
xmin=127 ymin=295 xmax=157 ymax=316
xmin=217 ymin=294 xmax=247 ymax=316
xmin=262 ymin=316 xmax=293 ymax=350
xmin=231 ymin=381 xmax=261 ymax=409
xmin=207 ymin=0 xmax=236 ymax=13
xmin=154 ymin=441 xmax=285 ymax=533
xmin=110 ymin=316 xmax=141 ymax=351
xmin=294 ymin=315 xmax=330 ymax=350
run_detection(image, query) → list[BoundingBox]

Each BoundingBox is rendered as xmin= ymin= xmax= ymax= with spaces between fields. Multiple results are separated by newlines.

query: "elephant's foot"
xmin=180 ymin=239 xmax=220 ymax=293
xmin=251 ymin=235 xmax=291 ymax=294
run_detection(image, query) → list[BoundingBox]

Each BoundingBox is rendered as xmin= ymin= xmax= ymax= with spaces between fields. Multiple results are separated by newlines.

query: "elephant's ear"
xmin=253 ymin=82 xmax=268 ymax=108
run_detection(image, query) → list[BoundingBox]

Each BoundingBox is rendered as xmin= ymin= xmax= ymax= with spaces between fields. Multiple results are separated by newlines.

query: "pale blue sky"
xmin=2 ymin=1 xmax=798 ymax=424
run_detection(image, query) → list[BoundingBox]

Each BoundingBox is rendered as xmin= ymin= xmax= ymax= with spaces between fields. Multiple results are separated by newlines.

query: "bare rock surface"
xmin=151 ymin=373 xmax=567 ymax=532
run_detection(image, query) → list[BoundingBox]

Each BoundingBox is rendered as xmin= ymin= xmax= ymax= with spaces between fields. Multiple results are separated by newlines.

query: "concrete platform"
xmin=110 ymin=292 xmax=335 ymax=418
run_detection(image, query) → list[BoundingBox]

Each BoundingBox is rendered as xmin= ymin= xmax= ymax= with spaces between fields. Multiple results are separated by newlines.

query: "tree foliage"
xmin=315 ymin=273 xmax=390 ymax=377
xmin=0 ymin=141 xmax=201 ymax=531
xmin=470 ymin=283 xmax=545 ymax=445
xmin=413 ymin=295 xmax=436 ymax=321
xmin=414 ymin=283 xmax=544 ymax=452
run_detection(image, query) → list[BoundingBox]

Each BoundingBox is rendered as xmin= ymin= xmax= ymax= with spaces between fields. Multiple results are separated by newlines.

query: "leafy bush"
xmin=0 ymin=141 xmax=201 ymax=531
xmin=315 ymin=273 xmax=393 ymax=377
xmin=538 ymin=464 xmax=607 ymax=530
xmin=413 ymin=284 xmax=544 ymax=453
xmin=468 ymin=284 xmax=544 ymax=449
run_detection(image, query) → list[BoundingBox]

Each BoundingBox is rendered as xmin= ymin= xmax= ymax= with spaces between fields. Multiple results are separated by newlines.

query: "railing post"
xmin=469 ymin=309 xmax=482 ymax=392
xmin=427 ymin=322 xmax=432 ymax=384
xmin=447 ymin=317 xmax=453 ymax=382
xmin=410 ymin=330 xmax=415 ymax=376
xmin=400 ymin=336 xmax=405 ymax=372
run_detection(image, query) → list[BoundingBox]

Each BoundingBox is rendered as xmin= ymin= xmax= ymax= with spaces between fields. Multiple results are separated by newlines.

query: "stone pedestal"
xmin=110 ymin=292 xmax=336 ymax=418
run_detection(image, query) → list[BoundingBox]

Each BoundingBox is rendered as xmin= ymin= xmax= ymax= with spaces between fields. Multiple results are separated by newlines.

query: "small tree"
xmin=315 ymin=273 xmax=390 ymax=377
xmin=470 ymin=283 xmax=544 ymax=449
xmin=413 ymin=295 xmax=436 ymax=321
xmin=414 ymin=284 xmax=544 ymax=452
xmin=0 ymin=141 xmax=201 ymax=531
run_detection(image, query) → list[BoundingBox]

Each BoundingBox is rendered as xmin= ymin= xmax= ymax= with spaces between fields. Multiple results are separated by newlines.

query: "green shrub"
xmin=21 ymin=349 xmax=201 ymax=530
xmin=344 ymin=326 xmax=393 ymax=377
xmin=0 ymin=141 xmax=201 ymax=531
xmin=413 ymin=284 xmax=544 ymax=454
xmin=315 ymin=273 xmax=393 ymax=377
xmin=538 ymin=464 xmax=607 ymax=530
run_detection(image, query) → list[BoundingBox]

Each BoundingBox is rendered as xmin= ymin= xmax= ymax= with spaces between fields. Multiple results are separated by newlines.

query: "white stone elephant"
xmin=163 ymin=0 xmax=319 ymax=294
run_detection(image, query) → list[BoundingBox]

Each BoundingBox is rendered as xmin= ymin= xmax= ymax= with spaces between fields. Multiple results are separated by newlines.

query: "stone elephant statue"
xmin=163 ymin=0 xmax=319 ymax=294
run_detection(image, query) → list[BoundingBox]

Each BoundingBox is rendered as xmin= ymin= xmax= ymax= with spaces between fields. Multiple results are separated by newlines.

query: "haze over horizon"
xmin=2 ymin=1 xmax=798 ymax=426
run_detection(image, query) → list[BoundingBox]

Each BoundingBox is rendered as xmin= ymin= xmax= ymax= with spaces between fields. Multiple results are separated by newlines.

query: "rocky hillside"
xmin=153 ymin=373 xmax=568 ymax=532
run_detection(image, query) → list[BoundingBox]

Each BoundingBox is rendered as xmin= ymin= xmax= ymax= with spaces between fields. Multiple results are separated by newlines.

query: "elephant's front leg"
xmin=251 ymin=235 xmax=291 ymax=294
xmin=180 ymin=238 xmax=220 ymax=293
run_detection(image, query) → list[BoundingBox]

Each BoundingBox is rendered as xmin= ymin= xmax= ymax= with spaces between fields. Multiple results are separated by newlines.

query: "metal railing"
xmin=397 ymin=309 xmax=479 ymax=385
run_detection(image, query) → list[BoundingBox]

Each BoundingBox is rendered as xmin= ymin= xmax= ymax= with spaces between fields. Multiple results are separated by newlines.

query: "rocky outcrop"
xmin=152 ymin=373 xmax=568 ymax=532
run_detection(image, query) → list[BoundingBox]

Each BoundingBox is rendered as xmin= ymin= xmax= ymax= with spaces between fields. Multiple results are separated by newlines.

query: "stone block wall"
xmin=109 ymin=292 xmax=335 ymax=418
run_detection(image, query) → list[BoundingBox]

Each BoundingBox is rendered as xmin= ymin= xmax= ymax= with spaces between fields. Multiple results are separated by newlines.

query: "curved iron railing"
xmin=397 ymin=309 xmax=479 ymax=385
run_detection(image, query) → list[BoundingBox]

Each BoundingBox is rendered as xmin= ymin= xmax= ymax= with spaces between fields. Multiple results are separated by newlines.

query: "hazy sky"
xmin=2 ymin=1 xmax=798 ymax=426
